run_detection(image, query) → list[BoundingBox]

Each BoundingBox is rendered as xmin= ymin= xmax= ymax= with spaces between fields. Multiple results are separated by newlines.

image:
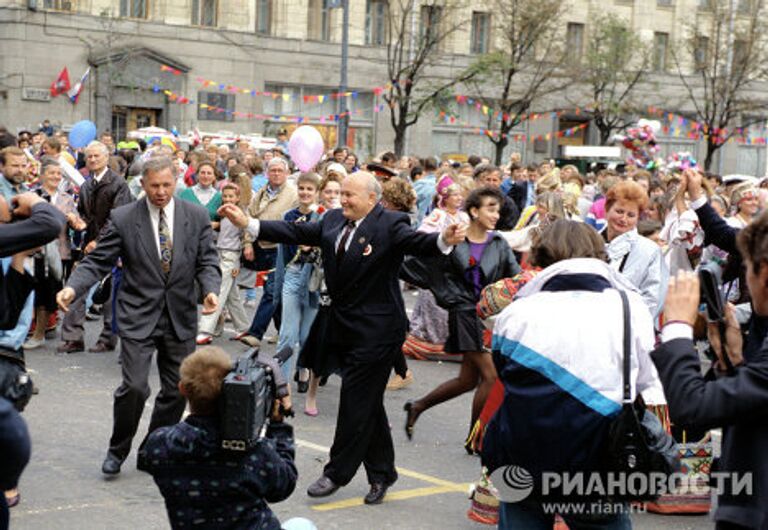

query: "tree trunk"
xmin=704 ymin=138 xmax=719 ymax=172
xmin=599 ymin=126 xmax=612 ymax=146
xmin=393 ymin=123 xmax=406 ymax=157
xmin=493 ymin=136 xmax=509 ymax=165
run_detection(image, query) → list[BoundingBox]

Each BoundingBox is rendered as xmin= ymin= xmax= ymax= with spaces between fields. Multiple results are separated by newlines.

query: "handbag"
xmin=605 ymin=290 xmax=680 ymax=501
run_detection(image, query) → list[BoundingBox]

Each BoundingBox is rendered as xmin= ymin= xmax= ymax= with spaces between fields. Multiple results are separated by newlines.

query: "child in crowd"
xmin=196 ymin=183 xmax=250 ymax=344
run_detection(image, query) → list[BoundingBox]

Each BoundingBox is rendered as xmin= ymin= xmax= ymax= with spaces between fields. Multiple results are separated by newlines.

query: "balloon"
xmin=69 ymin=120 xmax=97 ymax=149
xmin=281 ymin=517 xmax=318 ymax=530
xmin=288 ymin=126 xmax=324 ymax=172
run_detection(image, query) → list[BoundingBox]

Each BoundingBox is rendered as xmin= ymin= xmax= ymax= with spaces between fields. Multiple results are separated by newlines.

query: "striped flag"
xmin=67 ymin=67 xmax=90 ymax=104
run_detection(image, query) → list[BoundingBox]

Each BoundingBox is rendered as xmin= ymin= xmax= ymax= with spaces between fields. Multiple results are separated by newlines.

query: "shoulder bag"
xmin=605 ymin=290 xmax=680 ymax=501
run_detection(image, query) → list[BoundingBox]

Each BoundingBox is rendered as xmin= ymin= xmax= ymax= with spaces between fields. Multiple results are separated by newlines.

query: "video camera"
xmin=699 ymin=261 xmax=738 ymax=372
xmin=219 ymin=346 xmax=293 ymax=451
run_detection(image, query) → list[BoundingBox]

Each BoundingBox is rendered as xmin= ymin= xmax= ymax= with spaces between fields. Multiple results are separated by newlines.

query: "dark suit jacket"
xmin=259 ymin=204 xmax=443 ymax=352
xmin=0 ymin=202 xmax=65 ymax=329
xmin=77 ymin=168 xmax=133 ymax=247
xmin=652 ymin=337 xmax=768 ymax=528
xmin=509 ymin=180 xmax=534 ymax=214
xmin=67 ymin=199 xmax=221 ymax=341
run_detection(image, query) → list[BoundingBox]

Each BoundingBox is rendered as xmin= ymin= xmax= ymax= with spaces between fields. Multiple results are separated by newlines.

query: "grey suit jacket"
xmin=66 ymin=198 xmax=221 ymax=341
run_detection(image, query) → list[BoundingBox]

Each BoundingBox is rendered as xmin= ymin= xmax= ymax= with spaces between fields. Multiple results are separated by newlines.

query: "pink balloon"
xmin=288 ymin=126 xmax=325 ymax=172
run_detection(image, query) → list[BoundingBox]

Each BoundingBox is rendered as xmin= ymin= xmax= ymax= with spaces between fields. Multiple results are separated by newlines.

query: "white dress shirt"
xmin=146 ymin=197 xmax=176 ymax=258
xmin=92 ymin=167 xmax=109 ymax=183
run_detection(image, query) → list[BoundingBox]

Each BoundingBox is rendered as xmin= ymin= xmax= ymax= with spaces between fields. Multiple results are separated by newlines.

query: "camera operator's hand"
xmin=708 ymin=303 xmax=744 ymax=372
xmin=11 ymin=192 xmax=45 ymax=219
xmin=271 ymin=393 xmax=293 ymax=423
xmin=56 ymin=287 xmax=76 ymax=312
xmin=683 ymin=169 xmax=704 ymax=201
xmin=664 ymin=271 xmax=700 ymax=326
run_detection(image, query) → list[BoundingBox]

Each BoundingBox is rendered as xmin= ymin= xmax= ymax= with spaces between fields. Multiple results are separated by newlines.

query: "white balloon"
xmin=637 ymin=119 xmax=661 ymax=133
xmin=282 ymin=517 xmax=318 ymax=530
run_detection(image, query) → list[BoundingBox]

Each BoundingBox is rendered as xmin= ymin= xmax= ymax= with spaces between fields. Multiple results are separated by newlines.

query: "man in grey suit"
xmin=57 ymin=156 xmax=221 ymax=476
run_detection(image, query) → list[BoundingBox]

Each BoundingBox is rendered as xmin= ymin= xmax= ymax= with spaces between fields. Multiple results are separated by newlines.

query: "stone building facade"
xmin=0 ymin=0 xmax=766 ymax=173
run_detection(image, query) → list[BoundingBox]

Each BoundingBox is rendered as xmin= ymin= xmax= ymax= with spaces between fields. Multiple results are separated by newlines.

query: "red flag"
xmin=50 ymin=67 xmax=71 ymax=97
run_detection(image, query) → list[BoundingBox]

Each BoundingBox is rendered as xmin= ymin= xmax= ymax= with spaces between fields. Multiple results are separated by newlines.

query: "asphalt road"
xmin=10 ymin=294 xmax=713 ymax=530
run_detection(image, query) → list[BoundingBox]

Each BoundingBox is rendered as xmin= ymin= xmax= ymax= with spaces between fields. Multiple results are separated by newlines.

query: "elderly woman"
xmin=23 ymin=157 xmax=85 ymax=349
xmin=178 ymin=160 xmax=222 ymax=222
xmin=727 ymin=181 xmax=759 ymax=229
xmin=484 ymin=220 xmax=663 ymax=529
xmin=398 ymin=176 xmax=470 ymax=382
xmin=602 ymin=180 xmax=668 ymax=316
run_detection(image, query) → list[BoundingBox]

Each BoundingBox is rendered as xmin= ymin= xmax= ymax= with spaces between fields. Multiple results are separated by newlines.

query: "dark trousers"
xmin=248 ymin=248 xmax=280 ymax=339
xmin=108 ymin=310 xmax=194 ymax=461
xmin=323 ymin=344 xmax=398 ymax=486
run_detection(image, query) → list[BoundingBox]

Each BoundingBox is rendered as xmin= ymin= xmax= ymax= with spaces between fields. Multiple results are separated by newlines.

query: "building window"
xmin=657 ymin=0 xmax=673 ymax=6
xmin=308 ymin=0 xmax=332 ymax=41
xmin=698 ymin=0 xmax=712 ymax=8
xmin=653 ymin=32 xmax=669 ymax=71
xmin=566 ymin=23 xmax=585 ymax=63
xmin=365 ymin=0 xmax=388 ymax=45
xmin=192 ymin=0 xmax=217 ymax=26
xmin=694 ymin=35 xmax=709 ymax=72
xmin=420 ymin=5 xmax=443 ymax=47
xmin=120 ymin=0 xmax=147 ymax=18
xmin=198 ymin=92 xmax=235 ymax=122
xmin=256 ymin=0 xmax=272 ymax=35
xmin=43 ymin=0 xmax=74 ymax=10
xmin=470 ymin=12 xmax=490 ymax=54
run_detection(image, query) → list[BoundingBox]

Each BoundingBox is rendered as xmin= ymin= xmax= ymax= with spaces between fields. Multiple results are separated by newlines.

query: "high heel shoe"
xmin=403 ymin=401 xmax=418 ymax=441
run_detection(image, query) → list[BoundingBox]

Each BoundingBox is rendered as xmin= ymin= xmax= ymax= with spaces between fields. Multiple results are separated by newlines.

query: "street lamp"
xmin=334 ymin=0 xmax=350 ymax=148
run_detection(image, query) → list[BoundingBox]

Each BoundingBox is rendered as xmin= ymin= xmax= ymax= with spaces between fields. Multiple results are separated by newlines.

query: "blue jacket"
xmin=138 ymin=416 xmax=297 ymax=530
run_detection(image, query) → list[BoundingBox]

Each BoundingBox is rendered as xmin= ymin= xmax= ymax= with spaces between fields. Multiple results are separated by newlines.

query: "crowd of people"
xmin=1 ymin=119 xmax=768 ymax=530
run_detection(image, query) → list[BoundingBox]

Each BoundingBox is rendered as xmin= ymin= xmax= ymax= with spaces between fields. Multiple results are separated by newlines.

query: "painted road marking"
xmin=295 ymin=438 xmax=470 ymax=511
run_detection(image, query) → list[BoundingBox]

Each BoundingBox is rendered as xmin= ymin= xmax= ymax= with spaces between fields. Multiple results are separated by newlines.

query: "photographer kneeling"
xmin=653 ymin=213 xmax=768 ymax=530
xmin=138 ymin=347 xmax=297 ymax=530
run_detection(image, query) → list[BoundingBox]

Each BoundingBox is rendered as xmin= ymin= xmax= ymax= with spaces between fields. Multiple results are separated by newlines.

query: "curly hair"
xmin=381 ymin=177 xmax=416 ymax=213
xmin=605 ymin=180 xmax=649 ymax=214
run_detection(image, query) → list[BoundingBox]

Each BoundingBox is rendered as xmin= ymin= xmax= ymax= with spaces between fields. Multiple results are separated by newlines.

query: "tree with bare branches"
xmin=462 ymin=0 xmax=566 ymax=165
xmin=380 ymin=0 xmax=473 ymax=156
xmin=575 ymin=14 xmax=650 ymax=146
xmin=672 ymin=0 xmax=768 ymax=171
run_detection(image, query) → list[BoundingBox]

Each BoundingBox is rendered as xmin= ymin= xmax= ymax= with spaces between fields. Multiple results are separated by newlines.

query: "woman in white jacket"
xmin=601 ymin=180 xmax=668 ymax=317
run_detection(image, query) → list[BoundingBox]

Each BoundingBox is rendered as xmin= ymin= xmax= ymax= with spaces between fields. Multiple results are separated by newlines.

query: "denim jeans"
xmin=275 ymin=263 xmax=319 ymax=381
xmin=498 ymin=499 xmax=632 ymax=530
xmin=247 ymin=248 xmax=279 ymax=339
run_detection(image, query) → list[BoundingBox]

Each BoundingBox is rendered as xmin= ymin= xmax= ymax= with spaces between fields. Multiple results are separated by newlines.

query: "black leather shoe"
xmin=56 ymin=341 xmax=85 ymax=354
xmin=307 ymin=475 xmax=340 ymax=498
xmin=101 ymin=453 xmax=123 ymax=476
xmin=364 ymin=482 xmax=390 ymax=505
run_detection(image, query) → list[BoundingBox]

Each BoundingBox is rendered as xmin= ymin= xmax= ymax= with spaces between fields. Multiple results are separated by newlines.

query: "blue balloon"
xmin=281 ymin=517 xmax=317 ymax=530
xmin=69 ymin=120 xmax=97 ymax=148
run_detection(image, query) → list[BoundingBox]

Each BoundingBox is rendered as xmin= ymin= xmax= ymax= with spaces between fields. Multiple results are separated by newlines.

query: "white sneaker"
xmin=23 ymin=337 xmax=45 ymax=350
xmin=266 ymin=334 xmax=278 ymax=344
